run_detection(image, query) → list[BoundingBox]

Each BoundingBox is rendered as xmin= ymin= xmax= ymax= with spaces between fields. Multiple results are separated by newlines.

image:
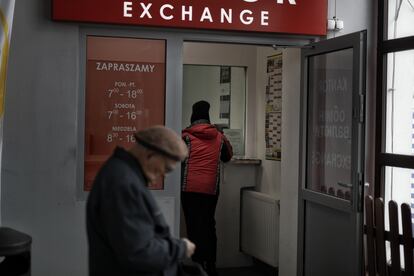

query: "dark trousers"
xmin=181 ymin=192 xmax=219 ymax=263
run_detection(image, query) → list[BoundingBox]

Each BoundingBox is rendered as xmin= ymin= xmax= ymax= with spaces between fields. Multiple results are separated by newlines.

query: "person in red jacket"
xmin=181 ymin=100 xmax=233 ymax=276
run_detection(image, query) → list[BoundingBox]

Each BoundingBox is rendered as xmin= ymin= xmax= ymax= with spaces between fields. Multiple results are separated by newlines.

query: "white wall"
xmin=254 ymin=47 xmax=302 ymax=275
xmin=182 ymin=65 xmax=225 ymax=127
xmin=279 ymin=49 xmax=301 ymax=276
xmin=2 ymin=1 xmax=88 ymax=275
xmin=229 ymin=67 xmax=247 ymax=136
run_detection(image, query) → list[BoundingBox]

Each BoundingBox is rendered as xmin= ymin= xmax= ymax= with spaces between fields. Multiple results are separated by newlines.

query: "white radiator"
xmin=241 ymin=190 xmax=279 ymax=267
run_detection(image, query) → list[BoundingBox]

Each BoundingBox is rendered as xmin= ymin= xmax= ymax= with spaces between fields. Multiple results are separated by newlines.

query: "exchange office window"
xmin=376 ymin=0 xmax=414 ymax=224
xmin=182 ymin=65 xmax=246 ymax=156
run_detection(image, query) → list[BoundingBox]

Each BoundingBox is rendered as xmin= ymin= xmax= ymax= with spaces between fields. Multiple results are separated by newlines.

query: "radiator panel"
xmin=241 ymin=191 xmax=279 ymax=267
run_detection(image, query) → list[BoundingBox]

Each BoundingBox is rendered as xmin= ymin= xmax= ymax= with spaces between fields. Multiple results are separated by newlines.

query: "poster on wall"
xmin=219 ymin=66 xmax=231 ymax=122
xmin=84 ymin=36 xmax=166 ymax=191
xmin=265 ymin=54 xmax=282 ymax=160
xmin=223 ymin=129 xmax=244 ymax=156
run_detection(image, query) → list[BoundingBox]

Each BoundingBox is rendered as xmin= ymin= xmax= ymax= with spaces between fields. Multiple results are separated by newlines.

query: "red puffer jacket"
xmin=182 ymin=123 xmax=233 ymax=195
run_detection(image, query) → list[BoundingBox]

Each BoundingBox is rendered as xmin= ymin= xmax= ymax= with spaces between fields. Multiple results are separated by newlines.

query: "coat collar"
xmin=113 ymin=147 xmax=149 ymax=185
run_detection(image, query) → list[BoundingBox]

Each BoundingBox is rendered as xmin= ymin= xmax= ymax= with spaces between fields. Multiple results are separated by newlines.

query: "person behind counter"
xmin=181 ymin=100 xmax=233 ymax=276
xmin=86 ymin=125 xmax=196 ymax=276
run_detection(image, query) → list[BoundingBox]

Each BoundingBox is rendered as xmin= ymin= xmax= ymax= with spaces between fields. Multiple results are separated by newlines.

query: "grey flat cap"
xmin=134 ymin=125 xmax=188 ymax=161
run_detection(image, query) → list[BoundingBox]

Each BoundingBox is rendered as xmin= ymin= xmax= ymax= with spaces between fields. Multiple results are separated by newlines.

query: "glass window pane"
xmin=182 ymin=65 xmax=246 ymax=156
xmin=388 ymin=0 xmax=414 ymax=40
xmin=384 ymin=166 xmax=414 ymax=231
xmin=384 ymin=167 xmax=414 ymax=265
xmin=385 ymin=50 xmax=414 ymax=155
xmin=306 ymin=48 xmax=353 ymax=200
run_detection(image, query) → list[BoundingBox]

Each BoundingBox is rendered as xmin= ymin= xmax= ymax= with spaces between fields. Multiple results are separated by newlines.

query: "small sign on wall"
xmin=224 ymin=129 xmax=244 ymax=156
xmin=84 ymin=36 xmax=166 ymax=191
xmin=219 ymin=66 xmax=231 ymax=122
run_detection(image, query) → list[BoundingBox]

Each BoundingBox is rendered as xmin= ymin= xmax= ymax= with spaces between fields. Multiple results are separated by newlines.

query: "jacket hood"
xmin=183 ymin=123 xmax=219 ymax=140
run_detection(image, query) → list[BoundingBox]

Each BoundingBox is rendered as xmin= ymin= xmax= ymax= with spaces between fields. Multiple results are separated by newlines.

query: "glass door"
xmin=297 ymin=31 xmax=366 ymax=276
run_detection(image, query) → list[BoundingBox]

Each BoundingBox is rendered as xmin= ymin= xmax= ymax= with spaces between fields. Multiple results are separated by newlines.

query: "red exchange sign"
xmin=53 ymin=0 xmax=327 ymax=36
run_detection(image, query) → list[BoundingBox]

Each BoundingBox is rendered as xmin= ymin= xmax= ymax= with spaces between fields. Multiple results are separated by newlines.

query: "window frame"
xmin=375 ymin=0 xmax=414 ymax=197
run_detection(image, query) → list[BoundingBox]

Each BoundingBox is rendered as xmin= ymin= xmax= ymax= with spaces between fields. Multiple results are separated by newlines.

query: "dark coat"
xmin=87 ymin=147 xmax=186 ymax=276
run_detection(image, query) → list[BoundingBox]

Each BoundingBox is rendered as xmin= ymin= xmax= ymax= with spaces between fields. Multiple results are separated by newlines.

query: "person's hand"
xmin=182 ymin=238 xmax=196 ymax=258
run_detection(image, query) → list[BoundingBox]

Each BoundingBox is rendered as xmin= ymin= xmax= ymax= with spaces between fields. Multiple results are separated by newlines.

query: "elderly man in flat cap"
xmin=87 ymin=126 xmax=196 ymax=276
